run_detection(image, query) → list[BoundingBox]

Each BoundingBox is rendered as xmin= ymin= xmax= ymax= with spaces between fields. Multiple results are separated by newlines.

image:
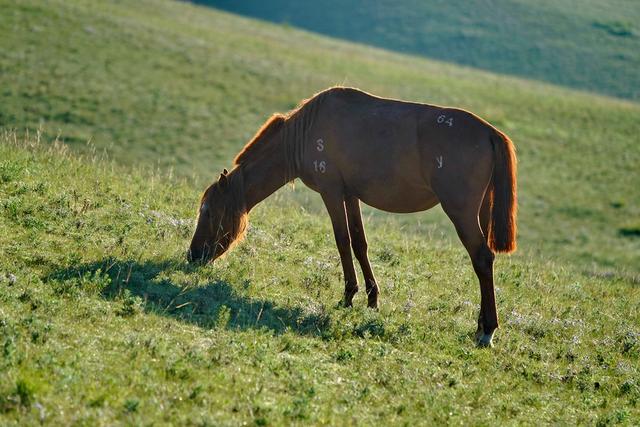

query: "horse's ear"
xmin=219 ymin=172 xmax=228 ymax=188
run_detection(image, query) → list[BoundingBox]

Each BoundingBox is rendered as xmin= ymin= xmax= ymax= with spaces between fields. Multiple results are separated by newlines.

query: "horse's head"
xmin=188 ymin=168 xmax=247 ymax=264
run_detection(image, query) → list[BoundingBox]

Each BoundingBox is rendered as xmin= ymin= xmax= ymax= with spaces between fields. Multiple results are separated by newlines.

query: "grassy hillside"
xmin=1 ymin=0 xmax=639 ymax=276
xmin=1 ymin=0 xmax=640 ymax=424
xmin=1 ymin=132 xmax=639 ymax=425
xmin=198 ymin=0 xmax=640 ymax=101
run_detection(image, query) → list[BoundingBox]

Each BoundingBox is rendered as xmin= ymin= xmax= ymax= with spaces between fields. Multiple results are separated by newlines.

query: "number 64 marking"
xmin=437 ymin=114 xmax=454 ymax=127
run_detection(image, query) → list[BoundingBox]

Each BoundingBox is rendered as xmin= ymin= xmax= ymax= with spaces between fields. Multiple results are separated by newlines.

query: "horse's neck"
xmin=242 ymin=138 xmax=290 ymax=211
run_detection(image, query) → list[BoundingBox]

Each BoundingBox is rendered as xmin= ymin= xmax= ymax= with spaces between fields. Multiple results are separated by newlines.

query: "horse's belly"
xmin=354 ymin=182 xmax=439 ymax=213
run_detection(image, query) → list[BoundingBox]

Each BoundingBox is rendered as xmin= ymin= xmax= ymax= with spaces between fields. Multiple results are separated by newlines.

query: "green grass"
xmin=198 ymin=0 xmax=640 ymax=101
xmin=1 ymin=0 xmax=639 ymax=424
xmin=1 ymin=132 xmax=639 ymax=425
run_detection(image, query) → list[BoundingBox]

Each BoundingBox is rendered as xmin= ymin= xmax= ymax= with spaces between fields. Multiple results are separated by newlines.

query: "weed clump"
xmin=619 ymin=226 xmax=640 ymax=238
xmin=593 ymin=20 xmax=635 ymax=37
xmin=116 ymin=289 xmax=144 ymax=317
xmin=50 ymin=269 xmax=111 ymax=297
xmin=0 ymin=378 xmax=38 ymax=413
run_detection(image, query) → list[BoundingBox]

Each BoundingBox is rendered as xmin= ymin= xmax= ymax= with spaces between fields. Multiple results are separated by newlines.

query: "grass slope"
xmin=197 ymin=0 xmax=640 ymax=101
xmin=1 ymin=0 xmax=639 ymax=275
xmin=0 ymin=2 xmax=639 ymax=423
xmin=1 ymin=132 xmax=639 ymax=425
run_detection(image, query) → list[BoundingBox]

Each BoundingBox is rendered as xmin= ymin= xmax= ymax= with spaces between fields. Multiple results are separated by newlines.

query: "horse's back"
xmin=300 ymin=88 xmax=495 ymax=213
xmin=319 ymin=89 xmax=437 ymax=212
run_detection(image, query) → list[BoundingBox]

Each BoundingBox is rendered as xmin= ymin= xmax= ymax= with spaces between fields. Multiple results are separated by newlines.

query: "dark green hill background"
xmin=196 ymin=0 xmax=640 ymax=100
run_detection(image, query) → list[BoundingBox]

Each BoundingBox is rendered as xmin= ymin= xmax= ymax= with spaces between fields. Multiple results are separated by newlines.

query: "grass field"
xmin=1 ymin=132 xmax=639 ymax=425
xmin=198 ymin=0 xmax=640 ymax=101
xmin=1 ymin=0 xmax=639 ymax=424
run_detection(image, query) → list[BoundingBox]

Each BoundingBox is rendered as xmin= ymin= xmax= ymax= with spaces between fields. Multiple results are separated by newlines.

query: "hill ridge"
xmin=196 ymin=0 xmax=640 ymax=101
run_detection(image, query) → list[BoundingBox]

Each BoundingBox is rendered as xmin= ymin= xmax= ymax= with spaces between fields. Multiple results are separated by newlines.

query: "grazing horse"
xmin=188 ymin=87 xmax=517 ymax=347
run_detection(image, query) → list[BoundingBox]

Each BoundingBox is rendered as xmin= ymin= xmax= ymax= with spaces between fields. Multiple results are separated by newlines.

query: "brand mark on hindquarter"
xmin=316 ymin=138 xmax=324 ymax=151
xmin=436 ymin=156 xmax=444 ymax=169
xmin=437 ymin=114 xmax=454 ymax=127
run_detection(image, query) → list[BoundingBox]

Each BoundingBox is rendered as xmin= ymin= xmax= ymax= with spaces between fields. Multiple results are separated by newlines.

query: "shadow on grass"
xmin=48 ymin=258 xmax=330 ymax=336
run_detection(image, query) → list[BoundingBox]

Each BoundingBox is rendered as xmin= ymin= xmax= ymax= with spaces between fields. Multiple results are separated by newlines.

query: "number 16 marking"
xmin=314 ymin=160 xmax=326 ymax=173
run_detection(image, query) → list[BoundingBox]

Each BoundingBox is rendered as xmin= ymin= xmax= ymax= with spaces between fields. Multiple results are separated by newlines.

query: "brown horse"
xmin=188 ymin=87 xmax=517 ymax=347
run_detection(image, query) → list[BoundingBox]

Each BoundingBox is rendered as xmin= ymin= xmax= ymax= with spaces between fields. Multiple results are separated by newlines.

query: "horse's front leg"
xmin=345 ymin=196 xmax=379 ymax=308
xmin=321 ymin=192 xmax=358 ymax=307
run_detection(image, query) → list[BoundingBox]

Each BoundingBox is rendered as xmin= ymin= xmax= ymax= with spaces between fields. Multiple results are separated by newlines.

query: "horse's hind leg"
xmin=476 ymin=191 xmax=493 ymax=341
xmin=345 ymin=196 xmax=379 ymax=308
xmin=440 ymin=196 xmax=498 ymax=347
xmin=320 ymin=192 xmax=359 ymax=307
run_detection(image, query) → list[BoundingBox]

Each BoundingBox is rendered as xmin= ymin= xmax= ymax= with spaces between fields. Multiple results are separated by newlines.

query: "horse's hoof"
xmin=366 ymin=286 xmax=379 ymax=309
xmin=340 ymin=299 xmax=354 ymax=308
xmin=343 ymin=287 xmax=358 ymax=308
xmin=476 ymin=331 xmax=495 ymax=348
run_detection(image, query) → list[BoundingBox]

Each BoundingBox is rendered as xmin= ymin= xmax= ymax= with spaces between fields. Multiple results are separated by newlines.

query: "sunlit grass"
xmin=1 ymin=132 xmax=638 ymax=425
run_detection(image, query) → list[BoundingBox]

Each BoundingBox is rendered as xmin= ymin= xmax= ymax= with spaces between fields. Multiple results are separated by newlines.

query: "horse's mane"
xmin=200 ymin=169 xmax=248 ymax=255
xmin=233 ymin=113 xmax=287 ymax=166
xmin=204 ymin=93 xmax=323 ymax=256
xmin=223 ymin=169 xmax=248 ymax=252
xmin=233 ymin=90 xmax=328 ymax=169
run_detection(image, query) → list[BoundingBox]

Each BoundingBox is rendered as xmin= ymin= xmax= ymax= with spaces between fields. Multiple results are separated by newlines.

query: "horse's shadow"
xmin=48 ymin=259 xmax=330 ymax=336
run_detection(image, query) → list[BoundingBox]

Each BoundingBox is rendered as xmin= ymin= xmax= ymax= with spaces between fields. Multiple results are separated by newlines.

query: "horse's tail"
xmin=487 ymin=128 xmax=517 ymax=253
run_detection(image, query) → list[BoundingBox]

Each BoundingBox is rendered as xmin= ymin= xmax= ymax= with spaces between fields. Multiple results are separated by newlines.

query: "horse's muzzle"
xmin=187 ymin=248 xmax=203 ymax=264
xmin=187 ymin=245 xmax=211 ymax=265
